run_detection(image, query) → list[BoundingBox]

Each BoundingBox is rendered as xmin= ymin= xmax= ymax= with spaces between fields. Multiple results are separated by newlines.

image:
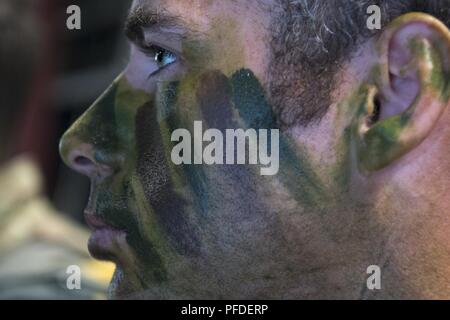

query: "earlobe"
xmin=354 ymin=13 xmax=450 ymax=173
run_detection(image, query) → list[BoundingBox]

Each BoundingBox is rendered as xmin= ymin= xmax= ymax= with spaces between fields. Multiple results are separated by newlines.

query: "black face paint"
xmin=230 ymin=69 xmax=276 ymax=130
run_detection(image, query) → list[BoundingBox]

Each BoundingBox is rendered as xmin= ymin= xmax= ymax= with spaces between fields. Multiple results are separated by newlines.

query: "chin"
xmin=108 ymin=267 xmax=142 ymax=300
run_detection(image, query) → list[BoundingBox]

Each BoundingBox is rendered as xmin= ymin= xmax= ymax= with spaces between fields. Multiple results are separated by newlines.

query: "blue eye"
xmin=140 ymin=44 xmax=178 ymax=77
xmin=154 ymin=47 xmax=177 ymax=68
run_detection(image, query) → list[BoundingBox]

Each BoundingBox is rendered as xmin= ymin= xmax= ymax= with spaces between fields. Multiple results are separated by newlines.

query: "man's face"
xmin=59 ymin=0 xmax=450 ymax=299
xmin=61 ymin=0 xmax=306 ymax=298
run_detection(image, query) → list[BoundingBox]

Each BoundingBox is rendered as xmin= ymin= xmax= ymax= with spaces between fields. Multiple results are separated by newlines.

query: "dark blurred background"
xmin=0 ymin=0 xmax=133 ymax=299
xmin=12 ymin=0 xmax=132 ymax=223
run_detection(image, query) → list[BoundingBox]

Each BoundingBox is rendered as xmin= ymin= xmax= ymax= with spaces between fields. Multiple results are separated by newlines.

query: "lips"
xmin=85 ymin=211 xmax=127 ymax=263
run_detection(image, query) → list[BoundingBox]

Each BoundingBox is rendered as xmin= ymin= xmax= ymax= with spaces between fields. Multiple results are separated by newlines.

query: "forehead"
xmin=129 ymin=0 xmax=273 ymax=33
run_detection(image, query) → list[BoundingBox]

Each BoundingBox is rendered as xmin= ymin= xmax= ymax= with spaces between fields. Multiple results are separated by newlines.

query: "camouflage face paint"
xmin=60 ymin=76 xmax=189 ymax=296
xmin=60 ymin=6 xmax=354 ymax=299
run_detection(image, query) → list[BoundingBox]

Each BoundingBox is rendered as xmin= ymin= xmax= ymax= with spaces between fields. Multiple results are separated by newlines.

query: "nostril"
xmin=69 ymin=153 xmax=97 ymax=177
xmin=74 ymin=155 xmax=94 ymax=167
xmin=63 ymin=143 xmax=115 ymax=179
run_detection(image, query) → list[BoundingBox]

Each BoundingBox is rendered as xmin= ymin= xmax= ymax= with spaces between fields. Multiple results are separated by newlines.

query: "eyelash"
xmin=141 ymin=44 xmax=178 ymax=78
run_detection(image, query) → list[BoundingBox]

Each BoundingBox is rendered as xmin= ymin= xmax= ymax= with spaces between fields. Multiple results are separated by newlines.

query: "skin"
xmin=60 ymin=0 xmax=450 ymax=299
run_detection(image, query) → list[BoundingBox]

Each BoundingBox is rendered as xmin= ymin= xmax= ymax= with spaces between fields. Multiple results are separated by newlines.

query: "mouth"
xmin=84 ymin=211 xmax=128 ymax=263
xmin=84 ymin=210 xmax=146 ymax=298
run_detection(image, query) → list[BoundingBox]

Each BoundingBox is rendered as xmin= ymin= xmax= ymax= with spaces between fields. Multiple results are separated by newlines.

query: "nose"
xmin=59 ymin=76 xmax=127 ymax=181
xmin=59 ymin=74 xmax=152 ymax=180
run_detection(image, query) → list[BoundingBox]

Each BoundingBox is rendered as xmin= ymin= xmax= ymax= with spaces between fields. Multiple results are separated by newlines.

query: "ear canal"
xmin=357 ymin=85 xmax=380 ymax=136
xmin=353 ymin=84 xmax=417 ymax=173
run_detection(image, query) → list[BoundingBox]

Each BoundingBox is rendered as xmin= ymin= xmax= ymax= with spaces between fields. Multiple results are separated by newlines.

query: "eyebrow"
xmin=125 ymin=5 xmax=193 ymax=43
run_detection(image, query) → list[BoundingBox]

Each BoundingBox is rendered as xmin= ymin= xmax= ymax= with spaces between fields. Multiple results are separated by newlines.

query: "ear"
xmin=355 ymin=13 xmax=450 ymax=172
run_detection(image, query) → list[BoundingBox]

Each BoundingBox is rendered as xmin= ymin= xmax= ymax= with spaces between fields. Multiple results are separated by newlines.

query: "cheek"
xmin=193 ymin=68 xmax=275 ymax=129
xmin=134 ymin=100 xmax=204 ymax=256
xmin=135 ymin=101 xmax=171 ymax=200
